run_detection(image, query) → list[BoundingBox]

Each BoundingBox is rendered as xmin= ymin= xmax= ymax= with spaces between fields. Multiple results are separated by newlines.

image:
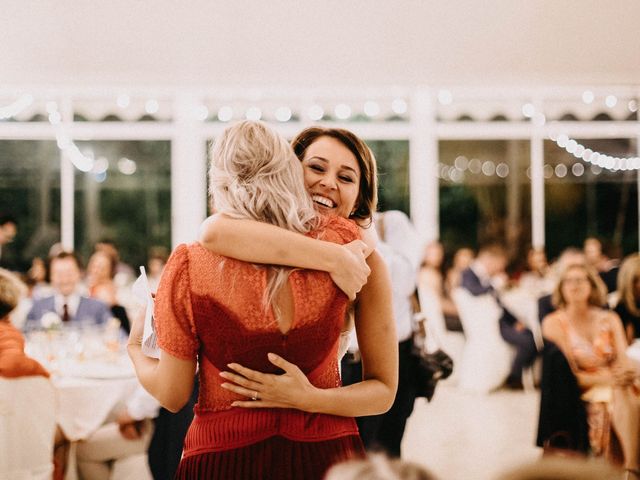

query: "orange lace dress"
xmin=154 ymin=216 xmax=364 ymax=480
xmin=560 ymin=313 xmax=617 ymax=456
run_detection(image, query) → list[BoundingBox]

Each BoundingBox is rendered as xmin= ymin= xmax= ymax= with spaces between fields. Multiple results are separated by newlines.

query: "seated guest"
xmin=518 ymin=246 xmax=554 ymax=298
xmin=542 ymin=263 xmax=640 ymax=477
xmin=614 ymin=253 xmax=640 ymax=344
xmin=76 ymin=385 xmax=159 ymax=480
xmin=0 ymin=268 xmax=49 ymax=378
xmin=460 ymin=243 xmax=537 ymax=389
xmin=445 ymin=247 xmax=474 ymax=293
xmin=25 ymin=251 xmax=112 ymax=329
xmin=584 ymin=237 xmax=619 ymax=293
xmin=537 ymin=248 xmax=586 ymax=324
xmin=87 ymin=250 xmax=131 ymax=333
xmin=419 ymin=241 xmax=462 ymax=332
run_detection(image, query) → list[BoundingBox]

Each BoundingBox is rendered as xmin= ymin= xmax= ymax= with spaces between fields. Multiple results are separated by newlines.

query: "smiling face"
xmin=301 ymin=136 xmax=361 ymax=219
xmin=560 ymin=265 xmax=592 ymax=305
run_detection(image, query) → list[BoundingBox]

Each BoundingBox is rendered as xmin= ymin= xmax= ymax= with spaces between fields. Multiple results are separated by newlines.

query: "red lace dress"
xmin=155 ymin=216 xmax=364 ymax=480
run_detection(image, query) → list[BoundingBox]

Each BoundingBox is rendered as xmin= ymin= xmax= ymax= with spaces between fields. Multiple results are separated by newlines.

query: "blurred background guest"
xmin=461 ymin=244 xmax=537 ymax=389
xmin=419 ymin=241 xmax=462 ymax=333
xmin=25 ymin=251 xmax=112 ymax=329
xmin=518 ymin=246 xmax=553 ymax=298
xmin=614 ymin=253 xmax=640 ymax=344
xmin=0 ymin=214 xmax=19 ymax=271
xmin=584 ymin=237 xmax=620 ymax=293
xmin=0 ymin=268 xmax=49 ymax=378
xmin=87 ymin=249 xmax=131 ymax=333
xmin=76 ymin=385 xmax=159 ymax=480
xmin=541 ymin=263 xmax=640 ymax=476
xmin=445 ymin=247 xmax=474 ymax=294
xmin=537 ymin=248 xmax=587 ymax=324
xmin=145 ymin=246 xmax=168 ymax=294
xmin=344 ymin=210 xmax=422 ymax=457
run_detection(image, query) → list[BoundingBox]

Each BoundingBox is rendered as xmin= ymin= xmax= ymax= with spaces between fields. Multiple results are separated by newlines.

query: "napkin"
xmin=131 ymin=267 xmax=160 ymax=359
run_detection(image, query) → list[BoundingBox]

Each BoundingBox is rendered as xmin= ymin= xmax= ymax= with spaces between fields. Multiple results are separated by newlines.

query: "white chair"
xmin=0 ymin=376 xmax=56 ymax=480
xmin=416 ymin=285 xmax=465 ymax=384
xmin=451 ymin=288 xmax=512 ymax=393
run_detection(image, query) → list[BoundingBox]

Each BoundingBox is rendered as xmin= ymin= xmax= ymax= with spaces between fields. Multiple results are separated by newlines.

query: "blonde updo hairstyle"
xmin=209 ymin=121 xmax=319 ymax=311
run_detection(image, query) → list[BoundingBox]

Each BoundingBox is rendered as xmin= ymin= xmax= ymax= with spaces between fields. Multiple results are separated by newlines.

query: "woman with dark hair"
xmin=199 ymin=126 xmax=398 ymax=411
xmin=129 ymin=121 xmax=397 ymax=479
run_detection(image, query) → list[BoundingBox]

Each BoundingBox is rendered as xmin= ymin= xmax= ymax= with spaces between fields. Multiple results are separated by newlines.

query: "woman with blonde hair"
xmin=614 ymin=254 xmax=640 ymax=344
xmin=542 ymin=263 xmax=640 ymax=477
xmin=128 ymin=121 xmax=397 ymax=479
xmin=198 ymin=126 xmax=399 ymax=416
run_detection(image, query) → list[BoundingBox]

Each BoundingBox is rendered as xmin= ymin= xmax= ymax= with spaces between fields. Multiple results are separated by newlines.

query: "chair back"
xmin=0 ymin=376 xmax=56 ymax=480
xmin=451 ymin=288 xmax=511 ymax=392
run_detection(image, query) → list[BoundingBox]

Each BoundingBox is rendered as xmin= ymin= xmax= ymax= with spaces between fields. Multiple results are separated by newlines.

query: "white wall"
xmin=2 ymin=0 xmax=640 ymax=87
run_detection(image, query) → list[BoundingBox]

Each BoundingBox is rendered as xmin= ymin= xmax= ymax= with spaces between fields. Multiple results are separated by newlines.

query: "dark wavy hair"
xmin=291 ymin=127 xmax=378 ymax=224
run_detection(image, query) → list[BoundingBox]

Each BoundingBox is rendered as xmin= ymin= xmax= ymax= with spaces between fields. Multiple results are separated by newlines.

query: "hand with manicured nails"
xmin=219 ymin=353 xmax=317 ymax=411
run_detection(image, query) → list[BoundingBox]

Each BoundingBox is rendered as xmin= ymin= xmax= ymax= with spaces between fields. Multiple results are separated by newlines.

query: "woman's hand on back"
xmin=219 ymin=353 xmax=318 ymax=411
xmin=329 ymin=240 xmax=370 ymax=300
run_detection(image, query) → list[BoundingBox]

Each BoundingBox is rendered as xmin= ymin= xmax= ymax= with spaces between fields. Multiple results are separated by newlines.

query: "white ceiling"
xmin=2 ymin=0 xmax=640 ymax=89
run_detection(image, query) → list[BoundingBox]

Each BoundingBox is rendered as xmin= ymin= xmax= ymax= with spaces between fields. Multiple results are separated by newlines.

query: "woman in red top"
xmin=128 ymin=121 xmax=397 ymax=480
xmin=198 ymin=127 xmax=398 ymax=413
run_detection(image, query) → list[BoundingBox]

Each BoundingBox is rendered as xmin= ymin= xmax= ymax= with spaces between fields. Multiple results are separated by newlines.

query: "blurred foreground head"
xmin=497 ymin=457 xmax=621 ymax=480
xmin=325 ymin=454 xmax=437 ymax=480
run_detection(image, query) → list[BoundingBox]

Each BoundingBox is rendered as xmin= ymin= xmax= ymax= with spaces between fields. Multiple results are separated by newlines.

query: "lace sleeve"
xmin=154 ymin=244 xmax=199 ymax=360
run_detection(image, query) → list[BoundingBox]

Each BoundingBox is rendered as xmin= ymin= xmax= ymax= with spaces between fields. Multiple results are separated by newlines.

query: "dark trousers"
xmin=148 ymin=377 xmax=199 ymax=480
xmin=340 ymin=339 xmax=416 ymax=457
xmin=499 ymin=316 xmax=537 ymax=382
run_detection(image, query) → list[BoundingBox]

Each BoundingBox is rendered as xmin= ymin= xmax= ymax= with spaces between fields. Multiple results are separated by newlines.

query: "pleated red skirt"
xmin=175 ymin=434 xmax=364 ymax=480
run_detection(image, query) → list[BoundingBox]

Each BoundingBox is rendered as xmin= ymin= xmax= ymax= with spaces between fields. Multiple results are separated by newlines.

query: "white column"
xmin=60 ymin=98 xmax=74 ymax=251
xmin=171 ymin=93 xmax=207 ymax=248
xmin=531 ymin=133 xmax=545 ymax=249
xmin=410 ymin=87 xmax=438 ymax=242
xmin=637 ymin=132 xmax=640 ymax=251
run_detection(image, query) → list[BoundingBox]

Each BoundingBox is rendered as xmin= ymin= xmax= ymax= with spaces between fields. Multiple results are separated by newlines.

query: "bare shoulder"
xmin=541 ymin=310 xmax=562 ymax=337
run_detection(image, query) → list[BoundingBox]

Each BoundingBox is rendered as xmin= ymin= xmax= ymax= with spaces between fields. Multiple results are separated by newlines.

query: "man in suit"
xmin=26 ymin=251 xmax=112 ymax=329
xmin=460 ymin=243 xmax=537 ymax=389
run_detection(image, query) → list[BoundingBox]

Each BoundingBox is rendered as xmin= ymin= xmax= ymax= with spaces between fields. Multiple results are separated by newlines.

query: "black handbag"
xmin=410 ymin=296 xmax=454 ymax=401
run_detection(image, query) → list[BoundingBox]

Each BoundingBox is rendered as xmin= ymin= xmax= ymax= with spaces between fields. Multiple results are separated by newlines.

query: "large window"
xmin=0 ymin=140 xmax=61 ymax=270
xmin=438 ymin=140 xmax=531 ymax=262
xmin=543 ymin=138 xmax=638 ymax=258
xmin=74 ymin=141 xmax=171 ymax=269
xmin=369 ymin=140 xmax=410 ymax=216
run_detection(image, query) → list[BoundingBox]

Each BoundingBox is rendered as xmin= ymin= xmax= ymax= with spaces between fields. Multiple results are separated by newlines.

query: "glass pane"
xmin=0 ymin=140 xmax=61 ymax=271
xmin=368 ymin=140 xmax=410 ymax=216
xmin=74 ymin=141 xmax=171 ymax=269
xmin=543 ymin=138 xmax=638 ymax=258
xmin=438 ymin=140 xmax=532 ymax=262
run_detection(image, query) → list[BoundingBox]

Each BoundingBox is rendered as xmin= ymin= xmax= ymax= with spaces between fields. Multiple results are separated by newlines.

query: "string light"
xmin=307 ymin=104 xmax=324 ymax=121
xmin=217 ymin=106 xmax=233 ymax=122
xmin=363 ymin=101 xmax=380 ymax=117
xmin=391 ymin=98 xmax=407 ymax=115
xmin=334 ymin=103 xmax=351 ymax=120
xmin=274 ymin=106 xmax=292 ymax=122
xmin=0 ymin=94 xmax=34 ymax=119
xmin=245 ymin=106 xmax=262 ymax=121
xmin=551 ymin=132 xmax=640 ymax=171
xmin=47 ymin=102 xmax=95 ymax=173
